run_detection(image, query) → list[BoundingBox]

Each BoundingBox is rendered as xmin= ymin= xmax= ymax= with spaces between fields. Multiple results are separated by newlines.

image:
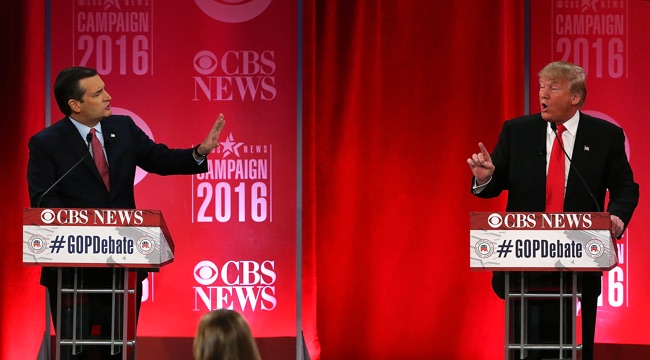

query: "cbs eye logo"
xmin=194 ymin=51 xmax=218 ymax=75
xmin=487 ymin=213 xmax=503 ymax=228
xmin=194 ymin=260 xmax=219 ymax=285
xmin=40 ymin=209 xmax=56 ymax=224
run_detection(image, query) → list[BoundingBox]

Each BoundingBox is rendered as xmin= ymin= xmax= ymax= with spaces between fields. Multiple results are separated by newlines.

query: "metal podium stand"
xmin=53 ymin=268 xmax=137 ymax=360
xmin=470 ymin=212 xmax=618 ymax=360
xmin=23 ymin=208 xmax=175 ymax=360
xmin=504 ymin=271 xmax=580 ymax=360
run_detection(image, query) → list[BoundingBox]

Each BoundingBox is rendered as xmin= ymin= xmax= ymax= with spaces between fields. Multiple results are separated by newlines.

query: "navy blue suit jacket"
xmin=28 ymin=115 xmax=208 ymax=287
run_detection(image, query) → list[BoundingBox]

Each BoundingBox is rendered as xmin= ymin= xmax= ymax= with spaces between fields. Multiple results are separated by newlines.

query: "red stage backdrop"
xmin=17 ymin=1 xmax=650 ymax=359
xmin=530 ymin=0 xmax=650 ymax=345
xmin=48 ymin=0 xmax=298 ymax=342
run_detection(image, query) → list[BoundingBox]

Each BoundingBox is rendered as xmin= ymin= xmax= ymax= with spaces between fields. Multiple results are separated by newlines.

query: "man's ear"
xmin=571 ymin=93 xmax=582 ymax=106
xmin=68 ymin=99 xmax=81 ymax=114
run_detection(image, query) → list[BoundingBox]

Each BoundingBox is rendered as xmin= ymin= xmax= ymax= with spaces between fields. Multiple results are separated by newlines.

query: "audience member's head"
xmin=193 ymin=309 xmax=262 ymax=360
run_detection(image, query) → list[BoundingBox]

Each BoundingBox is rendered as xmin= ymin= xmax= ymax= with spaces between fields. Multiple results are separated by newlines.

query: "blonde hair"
xmin=193 ymin=309 xmax=262 ymax=360
xmin=538 ymin=61 xmax=587 ymax=107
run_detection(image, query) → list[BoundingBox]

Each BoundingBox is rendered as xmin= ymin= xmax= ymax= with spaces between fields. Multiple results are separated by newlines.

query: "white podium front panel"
xmin=23 ymin=208 xmax=174 ymax=268
xmin=470 ymin=212 xmax=617 ymax=271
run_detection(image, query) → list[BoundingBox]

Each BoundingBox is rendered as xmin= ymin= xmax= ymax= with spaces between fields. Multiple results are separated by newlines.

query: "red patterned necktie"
xmin=90 ymin=128 xmax=110 ymax=191
xmin=546 ymin=124 xmax=566 ymax=212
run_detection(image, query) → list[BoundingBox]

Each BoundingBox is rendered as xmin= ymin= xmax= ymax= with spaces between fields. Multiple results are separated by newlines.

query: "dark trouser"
xmin=46 ymin=268 xmax=143 ymax=360
xmin=493 ymin=271 xmax=600 ymax=360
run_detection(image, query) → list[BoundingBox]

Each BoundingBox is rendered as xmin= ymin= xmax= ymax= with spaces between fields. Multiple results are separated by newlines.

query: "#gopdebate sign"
xmin=22 ymin=208 xmax=174 ymax=268
xmin=470 ymin=212 xmax=617 ymax=271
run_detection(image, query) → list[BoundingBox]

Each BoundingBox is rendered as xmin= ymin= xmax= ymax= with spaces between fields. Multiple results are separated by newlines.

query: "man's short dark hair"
xmin=53 ymin=67 xmax=98 ymax=116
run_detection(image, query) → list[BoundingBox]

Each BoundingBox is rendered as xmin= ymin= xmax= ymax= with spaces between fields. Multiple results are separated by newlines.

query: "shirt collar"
xmin=547 ymin=110 xmax=579 ymax=137
xmin=69 ymin=116 xmax=103 ymax=140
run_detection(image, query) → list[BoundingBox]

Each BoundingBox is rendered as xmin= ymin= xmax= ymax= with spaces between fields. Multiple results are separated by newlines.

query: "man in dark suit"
xmin=27 ymin=66 xmax=225 ymax=359
xmin=467 ymin=61 xmax=638 ymax=360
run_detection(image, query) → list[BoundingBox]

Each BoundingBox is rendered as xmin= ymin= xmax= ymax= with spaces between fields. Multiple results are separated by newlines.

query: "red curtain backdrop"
xmin=302 ymin=1 xmax=523 ymax=358
xmin=0 ymin=1 xmax=46 ymax=359
xmin=2 ymin=0 xmax=523 ymax=359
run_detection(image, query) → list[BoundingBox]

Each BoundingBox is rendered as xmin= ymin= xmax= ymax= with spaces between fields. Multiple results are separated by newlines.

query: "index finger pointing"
xmin=478 ymin=142 xmax=491 ymax=159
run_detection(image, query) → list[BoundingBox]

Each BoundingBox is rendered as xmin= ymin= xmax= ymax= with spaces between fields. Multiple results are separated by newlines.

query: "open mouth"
xmin=541 ymin=103 xmax=548 ymax=111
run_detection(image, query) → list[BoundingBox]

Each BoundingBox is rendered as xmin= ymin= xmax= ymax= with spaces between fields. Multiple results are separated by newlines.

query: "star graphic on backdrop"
xmin=581 ymin=0 xmax=598 ymax=13
xmin=104 ymin=0 xmax=122 ymax=11
xmin=220 ymin=133 xmax=244 ymax=158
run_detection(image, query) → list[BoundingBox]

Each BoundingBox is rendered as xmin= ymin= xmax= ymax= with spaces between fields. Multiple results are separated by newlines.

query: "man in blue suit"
xmin=28 ymin=66 xmax=225 ymax=359
xmin=467 ymin=61 xmax=639 ymax=360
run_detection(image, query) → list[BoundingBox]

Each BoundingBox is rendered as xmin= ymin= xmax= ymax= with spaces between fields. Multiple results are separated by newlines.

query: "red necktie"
xmin=90 ymin=128 xmax=110 ymax=191
xmin=546 ymin=124 xmax=566 ymax=212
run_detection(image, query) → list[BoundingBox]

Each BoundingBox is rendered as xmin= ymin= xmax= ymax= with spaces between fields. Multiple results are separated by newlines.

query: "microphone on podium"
xmin=37 ymin=132 xmax=93 ymax=208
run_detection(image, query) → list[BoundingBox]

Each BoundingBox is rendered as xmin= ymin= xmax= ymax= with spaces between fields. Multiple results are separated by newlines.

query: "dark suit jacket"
xmin=475 ymin=112 xmax=638 ymax=224
xmin=27 ymin=115 xmax=208 ymax=287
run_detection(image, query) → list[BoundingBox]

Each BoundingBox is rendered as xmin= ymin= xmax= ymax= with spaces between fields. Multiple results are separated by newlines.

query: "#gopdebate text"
xmin=49 ymin=235 xmax=134 ymax=255
xmin=496 ymin=239 xmax=582 ymax=259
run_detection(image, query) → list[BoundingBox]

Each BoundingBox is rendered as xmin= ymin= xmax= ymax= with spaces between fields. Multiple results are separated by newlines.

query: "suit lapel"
xmin=101 ymin=120 xmax=117 ymax=164
xmin=565 ymin=112 xmax=591 ymax=199
xmin=533 ymin=116 xmax=548 ymax=208
xmin=59 ymin=118 xmax=89 ymax=159
xmin=100 ymin=118 xmax=121 ymax=194
xmin=60 ymin=117 xmax=107 ymax=190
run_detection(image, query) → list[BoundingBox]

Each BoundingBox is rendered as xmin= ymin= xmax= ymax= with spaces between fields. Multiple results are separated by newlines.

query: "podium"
xmin=23 ymin=208 xmax=175 ymax=360
xmin=470 ymin=212 xmax=617 ymax=360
